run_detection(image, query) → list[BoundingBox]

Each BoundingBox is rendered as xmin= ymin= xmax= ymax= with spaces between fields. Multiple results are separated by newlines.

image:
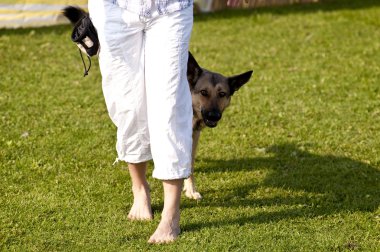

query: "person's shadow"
xmin=182 ymin=143 xmax=380 ymax=231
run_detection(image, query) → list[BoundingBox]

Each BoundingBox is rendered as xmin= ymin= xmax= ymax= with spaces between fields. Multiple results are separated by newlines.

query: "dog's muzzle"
xmin=202 ymin=109 xmax=222 ymax=128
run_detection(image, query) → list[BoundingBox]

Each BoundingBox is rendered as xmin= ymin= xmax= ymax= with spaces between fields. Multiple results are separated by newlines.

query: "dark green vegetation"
xmin=1 ymin=0 xmax=379 ymax=250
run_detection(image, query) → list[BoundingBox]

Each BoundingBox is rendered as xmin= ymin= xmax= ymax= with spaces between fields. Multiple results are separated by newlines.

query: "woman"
xmin=88 ymin=0 xmax=242 ymax=244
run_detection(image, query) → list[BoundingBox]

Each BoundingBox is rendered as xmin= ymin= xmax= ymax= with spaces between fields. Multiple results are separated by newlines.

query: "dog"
xmin=63 ymin=6 xmax=253 ymax=200
xmin=184 ymin=52 xmax=252 ymax=199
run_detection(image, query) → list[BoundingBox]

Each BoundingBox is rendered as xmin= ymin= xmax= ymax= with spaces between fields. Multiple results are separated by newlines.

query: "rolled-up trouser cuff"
xmin=118 ymin=154 xmax=153 ymax=164
xmin=152 ymin=167 xmax=191 ymax=180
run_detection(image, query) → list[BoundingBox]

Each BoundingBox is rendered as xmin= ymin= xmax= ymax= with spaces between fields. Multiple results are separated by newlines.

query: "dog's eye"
xmin=219 ymin=92 xmax=226 ymax=98
xmin=200 ymin=90 xmax=208 ymax=97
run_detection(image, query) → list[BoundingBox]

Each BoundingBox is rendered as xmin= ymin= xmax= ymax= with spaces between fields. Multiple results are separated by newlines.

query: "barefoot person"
xmin=88 ymin=0 xmax=242 ymax=244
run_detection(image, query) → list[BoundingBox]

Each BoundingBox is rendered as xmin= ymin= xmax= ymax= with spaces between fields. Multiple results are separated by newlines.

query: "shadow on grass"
xmin=183 ymin=143 xmax=380 ymax=231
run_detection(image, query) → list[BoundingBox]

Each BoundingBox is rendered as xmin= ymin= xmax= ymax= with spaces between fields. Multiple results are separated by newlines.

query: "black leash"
xmin=79 ymin=48 xmax=92 ymax=77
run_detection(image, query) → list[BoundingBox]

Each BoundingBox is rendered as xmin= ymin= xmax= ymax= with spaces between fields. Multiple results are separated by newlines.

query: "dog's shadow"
xmin=182 ymin=143 xmax=380 ymax=231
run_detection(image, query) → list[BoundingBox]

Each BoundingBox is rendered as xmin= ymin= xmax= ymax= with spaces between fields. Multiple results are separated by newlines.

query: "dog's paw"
xmin=184 ymin=189 xmax=202 ymax=200
xmin=183 ymin=176 xmax=202 ymax=200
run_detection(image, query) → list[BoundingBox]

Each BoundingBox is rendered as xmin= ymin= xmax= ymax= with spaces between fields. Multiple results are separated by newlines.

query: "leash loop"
xmin=78 ymin=48 xmax=91 ymax=77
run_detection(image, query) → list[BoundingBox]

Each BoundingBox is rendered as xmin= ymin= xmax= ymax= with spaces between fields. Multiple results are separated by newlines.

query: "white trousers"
xmin=88 ymin=0 xmax=193 ymax=179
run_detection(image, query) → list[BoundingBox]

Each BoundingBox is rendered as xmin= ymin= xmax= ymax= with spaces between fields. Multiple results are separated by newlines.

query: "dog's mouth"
xmin=201 ymin=109 xmax=222 ymax=128
xmin=204 ymin=119 xmax=218 ymax=128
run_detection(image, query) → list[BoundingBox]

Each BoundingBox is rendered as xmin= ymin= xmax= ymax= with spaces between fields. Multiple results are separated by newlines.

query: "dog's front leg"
xmin=184 ymin=129 xmax=202 ymax=200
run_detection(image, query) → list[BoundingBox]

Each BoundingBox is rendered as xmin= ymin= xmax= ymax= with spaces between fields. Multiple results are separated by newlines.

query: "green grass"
xmin=1 ymin=0 xmax=380 ymax=250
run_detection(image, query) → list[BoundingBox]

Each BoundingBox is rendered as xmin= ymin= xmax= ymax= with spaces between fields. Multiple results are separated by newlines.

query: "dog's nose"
xmin=206 ymin=110 xmax=222 ymax=121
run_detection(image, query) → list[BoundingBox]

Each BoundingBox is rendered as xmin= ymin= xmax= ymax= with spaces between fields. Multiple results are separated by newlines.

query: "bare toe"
xmin=127 ymin=205 xmax=153 ymax=220
xmin=148 ymin=226 xmax=180 ymax=244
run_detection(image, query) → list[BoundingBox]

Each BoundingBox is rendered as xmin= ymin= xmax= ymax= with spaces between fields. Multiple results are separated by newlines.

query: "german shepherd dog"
xmin=63 ymin=6 xmax=253 ymax=200
xmin=184 ymin=52 xmax=252 ymax=199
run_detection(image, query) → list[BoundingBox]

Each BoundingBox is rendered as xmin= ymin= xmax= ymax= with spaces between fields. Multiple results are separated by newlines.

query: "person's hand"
xmin=227 ymin=0 xmax=242 ymax=7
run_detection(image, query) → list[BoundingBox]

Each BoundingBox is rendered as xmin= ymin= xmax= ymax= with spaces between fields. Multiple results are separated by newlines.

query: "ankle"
xmin=131 ymin=184 xmax=150 ymax=204
xmin=131 ymin=183 xmax=150 ymax=192
xmin=161 ymin=207 xmax=180 ymax=221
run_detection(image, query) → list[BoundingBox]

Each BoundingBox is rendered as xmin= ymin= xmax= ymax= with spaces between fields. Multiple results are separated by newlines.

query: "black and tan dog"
xmin=63 ymin=6 xmax=253 ymax=200
xmin=184 ymin=52 xmax=253 ymax=199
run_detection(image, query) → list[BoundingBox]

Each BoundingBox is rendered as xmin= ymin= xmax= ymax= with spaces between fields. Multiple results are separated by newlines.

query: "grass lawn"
xmin=1 ymin=0 xmax=380 ymax=250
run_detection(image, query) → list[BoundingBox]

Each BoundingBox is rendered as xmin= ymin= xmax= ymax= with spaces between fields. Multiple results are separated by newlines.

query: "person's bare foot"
xmin=128 ymin=185 xmax=153 ymax=221
xmin=148 ymin=210 xmax=180 ymax=244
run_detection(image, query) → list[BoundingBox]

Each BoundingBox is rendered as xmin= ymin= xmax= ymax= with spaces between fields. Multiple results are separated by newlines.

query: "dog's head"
xmin=187 ymin=52 xmax=253 ymax=128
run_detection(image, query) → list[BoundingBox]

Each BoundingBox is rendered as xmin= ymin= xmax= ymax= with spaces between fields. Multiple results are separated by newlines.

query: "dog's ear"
xmin=228 ymin=70 xmax=253 ymax=95
xmin=187 ymin=52 xmax=203 ymax=89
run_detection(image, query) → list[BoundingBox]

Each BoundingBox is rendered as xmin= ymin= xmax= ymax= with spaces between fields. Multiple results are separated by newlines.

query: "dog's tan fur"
xmin=183 ymin=52 xmax=253 ymax=199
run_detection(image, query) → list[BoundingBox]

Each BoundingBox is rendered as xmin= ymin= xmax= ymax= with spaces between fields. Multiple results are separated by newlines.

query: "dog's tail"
xmin=62 ymin=6 xmax=87 ymax=25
